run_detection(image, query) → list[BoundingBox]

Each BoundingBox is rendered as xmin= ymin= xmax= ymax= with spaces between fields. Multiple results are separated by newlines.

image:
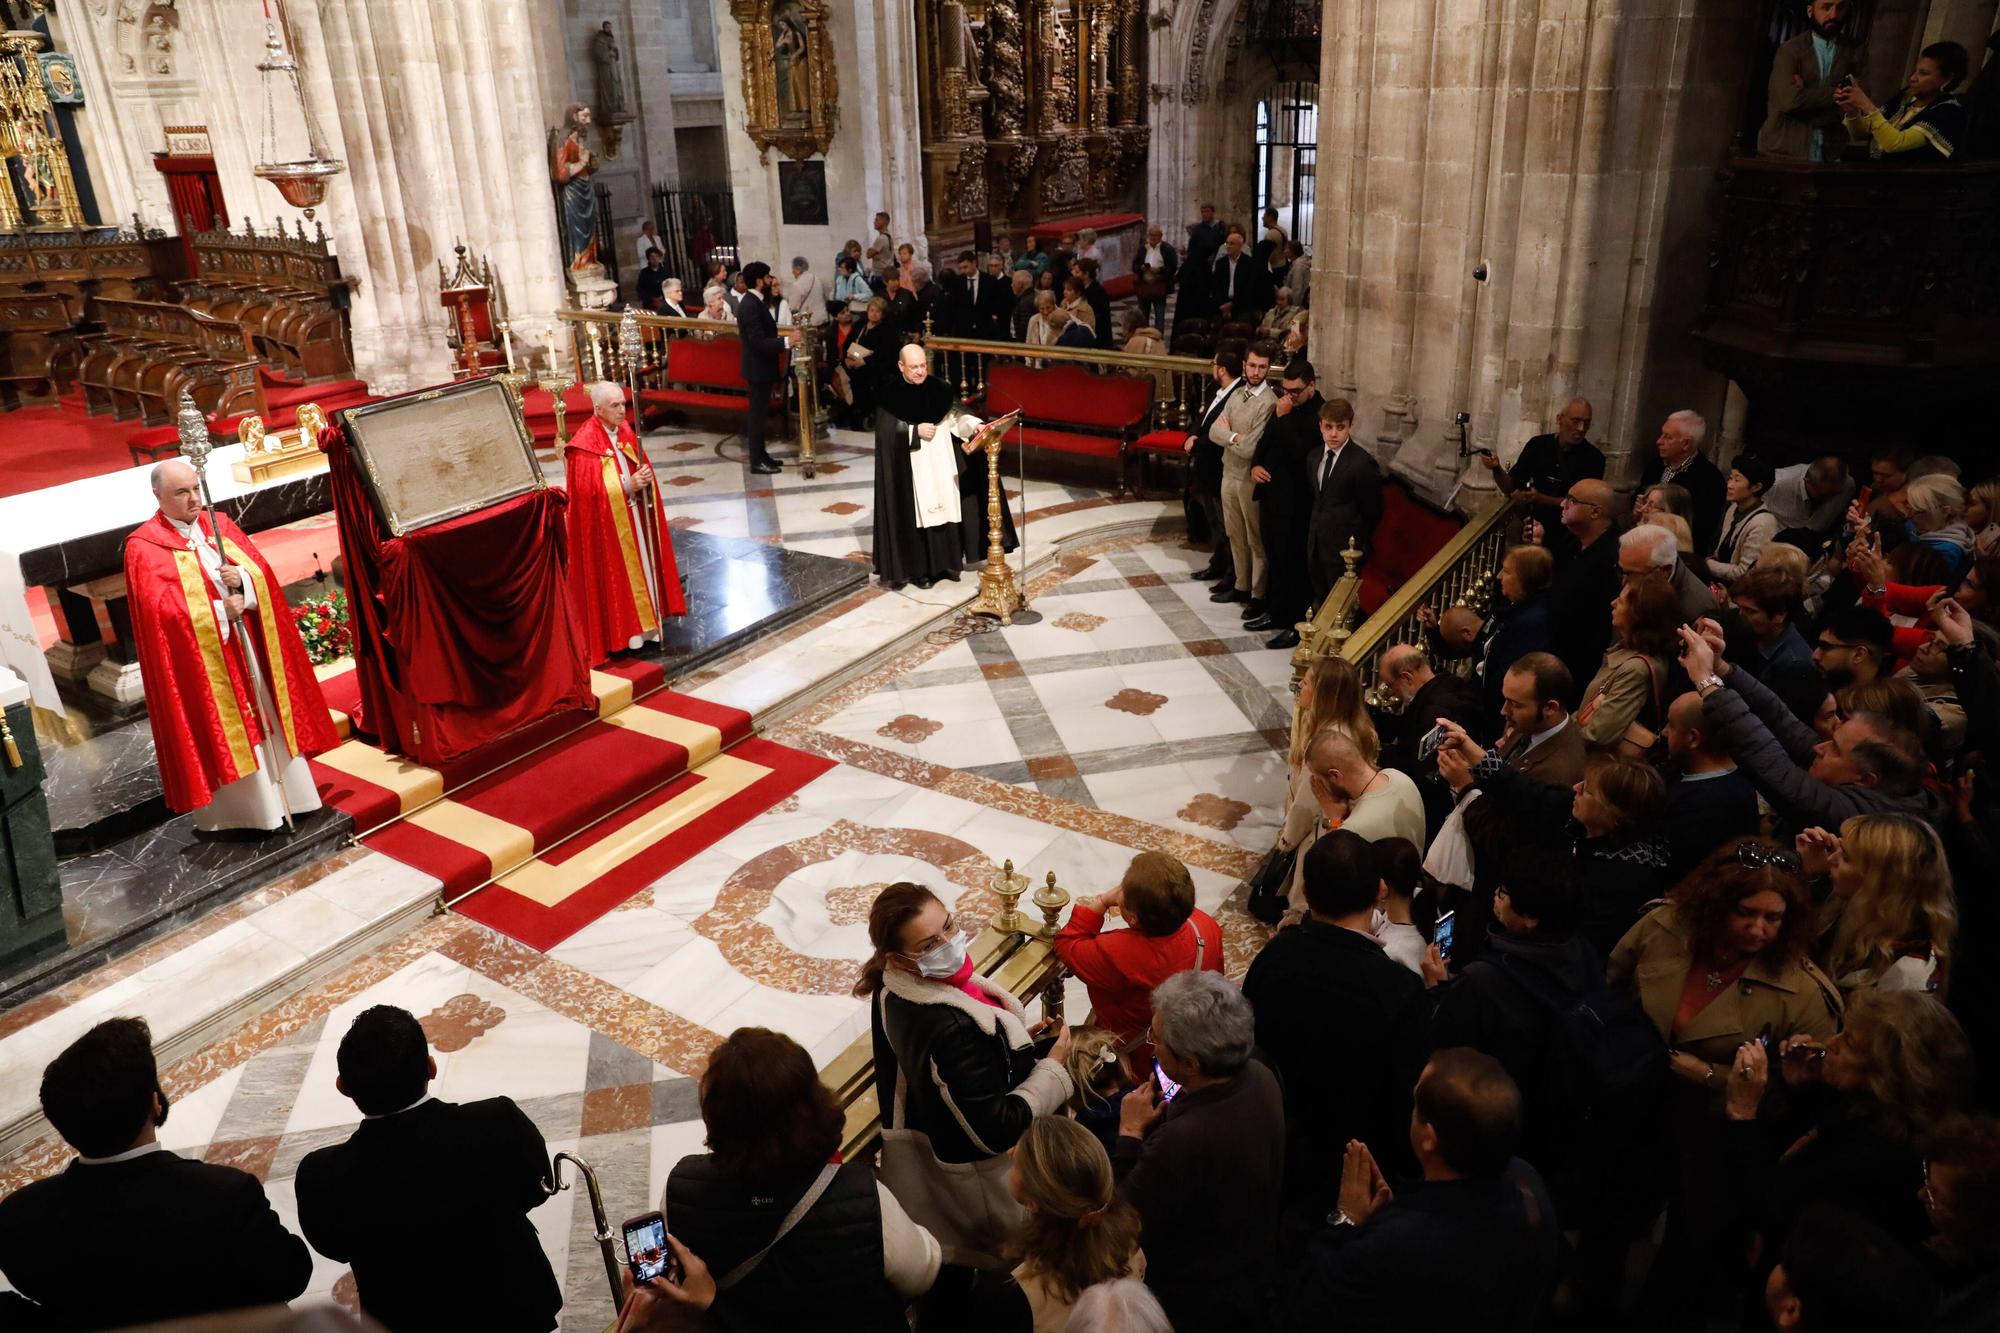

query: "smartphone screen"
xmin=1153 ymin=1059 xmax=1183 ymax=1104
xmin=1434 ymin=910 xmax=1456 ymax=959
xmin=1417 ymin=724 xmax=1445 ymax=763
xmin=622 ymin=1212 xmax=678 ymax=1285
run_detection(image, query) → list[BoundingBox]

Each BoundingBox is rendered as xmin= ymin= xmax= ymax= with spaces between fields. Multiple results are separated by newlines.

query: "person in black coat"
xmin=859 ymin=884 xmax=1074 ymax=1269
xmin=1636 ymin=410 xmax=1728 ymax=557
xmin=1428 ymin=848 xmax=1604 ymax=1213
xmin=1657 ymin=690 xmax=1762 ymax=883
xmin=0 ymin=1018 xmax=311 ymax=1332
xmin=1242 ymin=832 xmax=1428 ymax=1232
xmin=1187 ymin=348 xmax=1246 ymax=588
xmin=1282 ymin=1050 xmax=1560 ymax=1333
xmin=1114 ymin=970 xmax=1287 ymax=1333
xmin=1542 ymin=480 xmax=1622 ymax=701
xmin=1253 ymin=359 xmax=1323 ymax=649
xmin=294 ymin=1007 xmax=560 ymax=1333
xmin=1476 ymin=545 xmax=1559 ymax=717
xmin=1212 ymin=230 xmax=1271 ymax=326
xmin=1077 ymin=258 xmax=1114 ymax=350
xmin=737 ymin=261 xmax=800 ymax=474
xmin=1304 ymin=397 xmax=1386 ymax=608
xmin=664 ymin=1029 xmax=937 ymax=1331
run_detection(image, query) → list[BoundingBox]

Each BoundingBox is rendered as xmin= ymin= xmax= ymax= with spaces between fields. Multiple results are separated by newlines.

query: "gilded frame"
xmin=730 ymin=0 xmax=839 ymax=162
xmin=336 ymin=377 xmax=546 ymax=538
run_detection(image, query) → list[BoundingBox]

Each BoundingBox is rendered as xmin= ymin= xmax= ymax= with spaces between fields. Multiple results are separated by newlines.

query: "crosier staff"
xmin=616 ymin=309 xmax=666 ymax=637
xmin=174 ymin=389 xmax=295 ymax=831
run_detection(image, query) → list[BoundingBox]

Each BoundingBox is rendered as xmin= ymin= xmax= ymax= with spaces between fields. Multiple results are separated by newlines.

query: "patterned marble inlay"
xmin=1053 ymin=611 xmax=1107 ymax=632
xmin=877 ymin=714 xmax=944 ymax=744
xmin=666 ymin=474 xmax=701 ymax=487
xmin=1178 ymin=793 xmax=1254 ymax=832
xmin=691 ymin=821 xmax=1000 ymax=995
xmin=417 ymin=993 xmax=507 ymax=1051
xmin=1106 ymin=687 xmax=1168 ymax=716
xmin=821 ymin=501 xmax=864 ymax=516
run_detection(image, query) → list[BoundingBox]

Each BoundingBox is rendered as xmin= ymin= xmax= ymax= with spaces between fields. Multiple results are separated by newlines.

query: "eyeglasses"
xmin=903 ymin=913 xmax=957 ymax=958
xmin=1735 ymin=843 xmax=1801 ymax=873
xmin=1814 ymin=638 xmax=1856 ymax=654
xmin=1563 ymin=495 xmax=1599 ymax=510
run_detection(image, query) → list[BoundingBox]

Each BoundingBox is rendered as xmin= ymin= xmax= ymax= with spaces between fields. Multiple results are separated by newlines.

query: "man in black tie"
xmin=1305 ymin=396 xmax=1385 ymax=608
xmin=0 ymin=1018 xmax=312 ymax=1330
xmin=296 ymin=1005 xmax=563 ymax=1333
xmin=735 ymin=260 xmax=800 ymax=475
xmin=1186 ymin=348 xmax=1245 ymax=589
xmin=1253 ymin=356 xmax=1324 ymax=648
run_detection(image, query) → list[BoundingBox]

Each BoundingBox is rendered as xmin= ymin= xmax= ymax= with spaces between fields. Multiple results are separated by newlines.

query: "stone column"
xmin=1309 ymin=0 xmax=1759 ymax=508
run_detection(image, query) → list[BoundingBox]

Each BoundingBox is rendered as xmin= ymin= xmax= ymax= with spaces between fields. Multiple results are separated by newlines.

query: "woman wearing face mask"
xmin=857 ymin=883 xmax=1075 ymax=1270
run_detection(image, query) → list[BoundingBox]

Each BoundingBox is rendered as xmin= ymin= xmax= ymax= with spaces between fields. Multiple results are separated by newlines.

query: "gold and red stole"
xmin=168 ymin=524 xmax=307 ymax=766
xmin=597 ymin=430 xmax=660 ymax=634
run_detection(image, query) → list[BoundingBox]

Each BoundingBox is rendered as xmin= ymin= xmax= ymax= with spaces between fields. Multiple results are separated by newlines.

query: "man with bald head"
xmin=564 ymin=380 xmax=687 ymax=664
xmin=1541 ymin=478 xmax=1622 ymax=698
xmin=121 ymin=458 xmax=336 ymax=827
xmin=872 ymin=342 xmax=1002 ymax=589
xmin=1479 ymin=399 xmax=1601 ymax=528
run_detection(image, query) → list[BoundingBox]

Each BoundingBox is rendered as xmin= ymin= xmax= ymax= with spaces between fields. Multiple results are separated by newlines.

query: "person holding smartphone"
xmin=1476 ymin=398 xmax=1601 ymax=524
xmin=857 ymin=883 xmax=1075 ymax=1269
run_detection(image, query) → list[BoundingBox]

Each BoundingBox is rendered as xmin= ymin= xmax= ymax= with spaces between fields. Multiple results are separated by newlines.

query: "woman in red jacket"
xmin=1053 ymin=851 xmax=1224 ymax=1059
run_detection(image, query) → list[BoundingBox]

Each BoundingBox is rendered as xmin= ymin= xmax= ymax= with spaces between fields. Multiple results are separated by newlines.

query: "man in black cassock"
xmin=871 ymin=345 xmax=1016 ymax=590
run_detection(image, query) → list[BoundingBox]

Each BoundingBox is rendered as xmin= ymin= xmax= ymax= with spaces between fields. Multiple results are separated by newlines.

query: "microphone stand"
xmin=175 ymin=390 xmax=295 ymax=832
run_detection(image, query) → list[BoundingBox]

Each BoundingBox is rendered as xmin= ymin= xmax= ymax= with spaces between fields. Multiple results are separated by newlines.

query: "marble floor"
xmin=0 ymin=421 xmax=1292 ymax=1329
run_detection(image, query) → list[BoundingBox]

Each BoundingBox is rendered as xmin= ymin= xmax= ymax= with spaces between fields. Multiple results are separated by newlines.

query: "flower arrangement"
xmin=292 ymin=590 xmax=352 ymax=666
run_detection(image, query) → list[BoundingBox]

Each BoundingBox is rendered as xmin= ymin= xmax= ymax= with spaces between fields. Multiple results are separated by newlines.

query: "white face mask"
xmin=909 ymin=931 xmax=969 ymax=979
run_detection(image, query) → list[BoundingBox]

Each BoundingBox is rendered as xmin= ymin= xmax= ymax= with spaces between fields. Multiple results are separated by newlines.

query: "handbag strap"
xmin=714 ymin=1161 xmax=843 ymax=1291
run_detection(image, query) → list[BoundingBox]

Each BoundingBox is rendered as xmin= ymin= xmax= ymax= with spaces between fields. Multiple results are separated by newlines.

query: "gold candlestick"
xmin=537 ymin=373 xmax=575 ymax=447
xmin=993 ymin=858 xmax=1029 ymax=934
xmin=1034 ymin=870 xmax=1070 ymax=939
xmin=968 ymin=410 xmax=1024 ymax=623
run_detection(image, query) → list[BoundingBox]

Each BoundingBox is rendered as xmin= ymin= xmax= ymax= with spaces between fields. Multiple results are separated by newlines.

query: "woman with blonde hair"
xmin=1265 ymin=656 xmax=1377 ymax=912
xmin=1008 ymin=1117 xmax=1143 ymax=1330
xmin=1796 ymin=812 xmax=1956 ymax=995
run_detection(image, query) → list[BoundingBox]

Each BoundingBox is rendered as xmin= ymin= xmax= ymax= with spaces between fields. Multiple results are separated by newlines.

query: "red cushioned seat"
xmin=1017 ymin=426 xmax=1124 ymax=459
xmin=1356 ymin=481 xmax=1462 ymax=615
xmin=1102 ymin=274 xmax=1136 ymax=300
xmin=1133 ymin=428 xmax=1186 ymax=453
xmin=985 ymin=364 xmax=1150 ymax=431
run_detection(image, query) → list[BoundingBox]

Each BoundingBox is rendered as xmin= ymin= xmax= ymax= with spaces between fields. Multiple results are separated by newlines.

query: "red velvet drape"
xmin=324 ymin=421 xmax=593 ymax=765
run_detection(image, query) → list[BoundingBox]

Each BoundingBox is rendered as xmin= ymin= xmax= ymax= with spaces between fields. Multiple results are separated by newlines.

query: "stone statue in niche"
xmin=549 ymin=103 xmax=602 ymax=276
xmin=772 ymin=1 xmax=810 ymax=125
xmin=590 ymin=21 xmax=627 ymax=120
xmin=986 ymin=0 xmax=1026 ymax=138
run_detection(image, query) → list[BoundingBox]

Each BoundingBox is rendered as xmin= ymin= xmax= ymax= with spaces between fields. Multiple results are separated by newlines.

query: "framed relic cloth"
xmin=336 ymin=376 xmax=545 ymax=536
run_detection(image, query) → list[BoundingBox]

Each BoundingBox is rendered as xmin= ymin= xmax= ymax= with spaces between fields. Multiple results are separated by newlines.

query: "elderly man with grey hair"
xmin=787 ymin=255 xmax=824 ymax=326
xmin=1065 ymin=1279 xmax=1174 ymax=1333
xmin=1637 ymin=407 xmax=1726 ymax=553
xmin=1113 ymin=969 xmax=1283 ymax=1331
xmin=658 ymin=276 xmax=688 ymax=319
xmin=1621 ymin=519 xmax=1716 ymax=622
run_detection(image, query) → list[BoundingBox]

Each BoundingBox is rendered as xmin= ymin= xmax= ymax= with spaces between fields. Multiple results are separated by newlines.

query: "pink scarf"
xmin=943 ymin=954 xmax=1006 ymax=1010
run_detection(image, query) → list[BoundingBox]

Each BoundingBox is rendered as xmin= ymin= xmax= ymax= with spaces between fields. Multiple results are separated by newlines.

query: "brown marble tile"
xmin=1106 ymin=688 xmax=1168 ymax=716
xmin=418 ymin=993 xmax=508 ymax=1051
xmin=1027 ymin=755 xmax=1080 ymax=781
xmin=665 ymin=474 xmax=701 ymax=488
xmin=203 ymin=1134 xmax=281 ymax=1181
xmin=581 ymin=1083 xmax=653 ymax=1137
xmin=821 ymin=501 xmax=864 ymax=516
xmin=1183 ymin=639 xmax=1230 ymax=657
xmin=333 ymin=1272 xmax=361 ymax=1314
xmin=743 ymin=487 xmax=778 ymax=499
xmin=437 ymin=927 xmax=546 ymax=989
xmin=1126 ymin=573 xmax=1165 ymax=589
xmin=1178 ymin=793 xmax=1254 ymax=832
xmin=877 ymin=714 xmax=943 ymax=744
xmin=980 ymin=660 xmax=1024 ymax=680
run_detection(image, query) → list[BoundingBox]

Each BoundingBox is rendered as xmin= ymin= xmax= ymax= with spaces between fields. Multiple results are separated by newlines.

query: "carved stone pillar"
xmin=1308 ymin=0 xmax=1760 ymax=506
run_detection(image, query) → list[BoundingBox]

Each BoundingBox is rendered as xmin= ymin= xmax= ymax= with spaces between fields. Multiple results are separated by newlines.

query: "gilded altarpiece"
xmin=916 ymin=0 xmax=1148 ymax=245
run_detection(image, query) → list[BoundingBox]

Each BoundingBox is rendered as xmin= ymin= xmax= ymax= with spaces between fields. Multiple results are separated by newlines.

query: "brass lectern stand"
xmin=966 ymin=410 xmax=1024 ymax=624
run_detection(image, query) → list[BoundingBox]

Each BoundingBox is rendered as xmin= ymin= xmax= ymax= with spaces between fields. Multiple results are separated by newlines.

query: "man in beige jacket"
xmin=1212 ymin=341 xmax=1278 ymax=619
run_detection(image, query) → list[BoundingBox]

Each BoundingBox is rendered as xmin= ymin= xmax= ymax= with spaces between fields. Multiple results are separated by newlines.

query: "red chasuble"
xmin=123 ymin=511 xmax=338 ymax=813
xmin=563 ymin=415 xmax=686 ymax=664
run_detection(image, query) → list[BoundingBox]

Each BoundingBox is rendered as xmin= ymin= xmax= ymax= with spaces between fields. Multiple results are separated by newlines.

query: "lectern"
xmin=326 ymin=377 xmax=592 ymax=765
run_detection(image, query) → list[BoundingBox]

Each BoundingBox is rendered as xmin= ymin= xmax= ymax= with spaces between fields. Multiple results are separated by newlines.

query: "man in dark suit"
xmin=1212 ymin=228 xmax=1271 ymax=326
xmin=1304 ymin=396 xmax=1385 ymax=609
xmin=1254 ymin=357 xmax=1323 ymax=649
xmin=1186 ymin=347 xmax=1246 ymax=589
xmin=735 ymin=260 xmax=800 ymax=475
xmin=295 ymin=1005 xmax=562 ymax=1333
xmin=0 ymin=1017 xmax=311 ymax=1331
xmin=1078 ymin=258 xmax=1114 ymax=350
xmin=1758 ymin=0 xmax=1862 ymax=160
xmin=1636 ymin=409 xmax=1727 ymax=556
xmin=977 ymin=254 xmax=1015 ymax=339
xmin=1282 ymin=1051 xmax=1559 ymax=1332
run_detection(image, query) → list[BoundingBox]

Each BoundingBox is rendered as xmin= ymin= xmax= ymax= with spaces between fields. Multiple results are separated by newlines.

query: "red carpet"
xmin=310 ymin=660 xmax=830 ymax=951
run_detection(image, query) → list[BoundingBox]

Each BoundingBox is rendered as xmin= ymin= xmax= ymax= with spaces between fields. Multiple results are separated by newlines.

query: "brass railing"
xmin=1287 ymin=493 xmax=1522 ymax=702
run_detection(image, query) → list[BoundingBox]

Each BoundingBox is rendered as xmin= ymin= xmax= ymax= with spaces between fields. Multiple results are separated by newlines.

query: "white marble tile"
xmin=999 ymin=586 xmax=1184 ymax=661
xmin=546 ymin=908 xmax=700 ymax=991
xmin=772 ymin=485 xmax=874 ymax=534
xmin=1083 ymin=752 xmax=1287 ymax=853
xmin=315 ymin=853 xmax=441 ymax=922
xmin=818 ymin=678 xmax=1021 ymax=769
xmin=705 ymin=986 xmax=862 ymax=1055
xmin=248 ymin=887 xmax=373 ymax=957
xmin=624 ymin=936 xmax=759 ymax=1028
xmin=1025 ymin=664 xmax=1166 ymax=754
xmin=155 ymin=1063 xmax=246 ymax=1154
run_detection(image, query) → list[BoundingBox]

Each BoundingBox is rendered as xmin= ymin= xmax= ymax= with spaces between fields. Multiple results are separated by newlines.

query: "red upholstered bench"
xmin=1101 ymin=273 xmax=1136 ymax=301
xmin=1357 ymin=480 xmax=1463 ymax=615
xmin=644 ymin=335 xmax=789 ymax=419
xmin=982 ymin=362 xmax=1155 ymax=491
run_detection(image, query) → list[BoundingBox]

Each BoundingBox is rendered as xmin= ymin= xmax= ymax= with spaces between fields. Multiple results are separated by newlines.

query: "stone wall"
xmin=1305 ymin=0 xmax=1764 ymax=508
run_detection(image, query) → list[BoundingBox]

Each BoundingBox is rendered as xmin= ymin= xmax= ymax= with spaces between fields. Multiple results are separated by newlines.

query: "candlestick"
xmin=500 ymin=317 xmax=515 ymax=372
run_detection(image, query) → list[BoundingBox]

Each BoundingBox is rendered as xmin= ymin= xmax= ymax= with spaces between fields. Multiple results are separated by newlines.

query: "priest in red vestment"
xmin=123 ymin=460 xmax=338 ymax=828
xmin=564 ymin=381 xmax=687 ymax=663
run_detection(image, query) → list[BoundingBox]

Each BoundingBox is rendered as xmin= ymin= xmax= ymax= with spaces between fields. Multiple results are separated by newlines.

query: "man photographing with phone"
xmin=1476 ymin=399 xmax=1602 ymax=527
